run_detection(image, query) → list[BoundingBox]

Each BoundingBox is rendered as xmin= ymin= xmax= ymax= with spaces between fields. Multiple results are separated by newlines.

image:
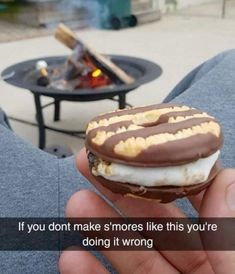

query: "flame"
xmin=92 ymin=69 xmax=102 ymax=78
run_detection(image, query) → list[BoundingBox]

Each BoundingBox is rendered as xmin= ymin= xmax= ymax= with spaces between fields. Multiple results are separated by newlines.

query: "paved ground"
xmin=1 ymin=0 xmax=234 ymax=43
xmin=1 ymin=1 xmax=235 ymax=154
xmin=0 ymin=20 xmax=51 ymax=43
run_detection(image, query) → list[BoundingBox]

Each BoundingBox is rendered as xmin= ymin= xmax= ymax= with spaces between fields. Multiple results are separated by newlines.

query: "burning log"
xmin=55 ymin=23 xmax=135 ymax=85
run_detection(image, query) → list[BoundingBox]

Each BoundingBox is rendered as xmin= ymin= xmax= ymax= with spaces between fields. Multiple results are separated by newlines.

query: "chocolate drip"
xmin=91 ymin=103 xmax=179 ymax=123
xmin=89 ymin=109 xmax=204 ymax=137
xmin=88 ymin=120 xmax=134 ymax=140
xmin=104 ymin=117 xmax=215 ymax=143
xmin=140 ymin=109 xmax=203 ymax=127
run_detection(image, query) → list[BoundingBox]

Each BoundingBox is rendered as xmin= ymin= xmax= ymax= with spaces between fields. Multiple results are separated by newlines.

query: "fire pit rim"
xmin=1 ymin=55 xmax=162 ymax=99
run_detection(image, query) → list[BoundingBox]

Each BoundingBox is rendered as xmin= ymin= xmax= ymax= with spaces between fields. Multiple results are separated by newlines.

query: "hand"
xmin=59 ymin=148 xmax=235 ymax=274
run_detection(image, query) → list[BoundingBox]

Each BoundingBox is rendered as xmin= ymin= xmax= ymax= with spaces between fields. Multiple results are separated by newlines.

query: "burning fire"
xmin=92 ymin=69 xmax=102 ymax=78
xmin=75 ymin=67 xmax=111 ymax=89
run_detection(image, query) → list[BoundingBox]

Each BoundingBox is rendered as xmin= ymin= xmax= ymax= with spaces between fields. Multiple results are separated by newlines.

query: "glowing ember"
xmin=92 ymin=69 xmax=102 ymax=78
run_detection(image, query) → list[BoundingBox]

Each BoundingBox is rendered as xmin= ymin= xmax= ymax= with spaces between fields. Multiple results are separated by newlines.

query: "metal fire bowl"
xmin=1 ymin=55 xmax=162 ymax=101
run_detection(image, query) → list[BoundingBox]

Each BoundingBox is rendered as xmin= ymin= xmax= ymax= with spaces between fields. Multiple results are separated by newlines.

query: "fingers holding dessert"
xmin=85 ymin=103 xmax=223 ymax=203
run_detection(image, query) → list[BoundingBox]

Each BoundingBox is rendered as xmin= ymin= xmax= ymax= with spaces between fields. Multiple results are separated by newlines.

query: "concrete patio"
xmin=1 ymin=0 xmax=235 ymax=153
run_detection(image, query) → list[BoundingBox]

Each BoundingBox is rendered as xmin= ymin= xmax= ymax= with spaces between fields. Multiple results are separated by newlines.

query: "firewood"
xmin=55 ymin=23 xmax=135 ymax=84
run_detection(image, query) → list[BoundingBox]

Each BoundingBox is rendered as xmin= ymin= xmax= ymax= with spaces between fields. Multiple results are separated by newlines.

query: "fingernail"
xmin=226 ymin=182 xmax=235 ymax=211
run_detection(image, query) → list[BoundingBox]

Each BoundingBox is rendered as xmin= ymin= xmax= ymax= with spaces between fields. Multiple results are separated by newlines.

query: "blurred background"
xmin=0 ymin=0 xmax=234 ymax=153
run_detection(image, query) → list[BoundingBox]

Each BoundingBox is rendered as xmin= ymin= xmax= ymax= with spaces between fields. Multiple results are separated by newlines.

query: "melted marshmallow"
xmin=92 ymin=151 xmax=220 ymax=187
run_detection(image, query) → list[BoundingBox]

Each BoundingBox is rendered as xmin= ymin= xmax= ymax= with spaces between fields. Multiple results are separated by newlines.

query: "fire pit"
xmin=2 ymin=55 xmax=162 ymax=149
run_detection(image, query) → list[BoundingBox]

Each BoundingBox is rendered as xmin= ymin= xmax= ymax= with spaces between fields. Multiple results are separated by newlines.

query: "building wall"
xmin=157 ymin=0 xmax=213 ymax=12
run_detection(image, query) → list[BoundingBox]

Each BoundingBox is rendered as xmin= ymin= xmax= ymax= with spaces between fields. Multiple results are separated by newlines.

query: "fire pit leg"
xmin=118 ymin=93 xmax=126 ymax=109
xmin=34 ymin=94 xmax=46 ymax=149
xmin=54 ymin=100 xmax=61 ymax=122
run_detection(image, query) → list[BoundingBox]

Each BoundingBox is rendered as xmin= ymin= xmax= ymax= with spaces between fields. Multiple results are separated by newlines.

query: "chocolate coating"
xmin=90 ymin=103 xmax=177 ymax=122
xmin=86 ymin=104 xmax=223 ymax=167
xmin=87 ymin=118 xmax=222 ymax=166
xmin=92 ymin=161 xmax=221 ymax=203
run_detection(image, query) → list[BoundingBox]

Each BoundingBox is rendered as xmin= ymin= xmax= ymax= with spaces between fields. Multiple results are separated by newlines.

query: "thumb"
xmin=200 ymin=169 xmax=235 ymax=274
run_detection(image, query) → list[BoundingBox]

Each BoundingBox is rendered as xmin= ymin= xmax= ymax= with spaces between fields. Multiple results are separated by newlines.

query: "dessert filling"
xmin=90 ymin=151 xmax=220 ymax=187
